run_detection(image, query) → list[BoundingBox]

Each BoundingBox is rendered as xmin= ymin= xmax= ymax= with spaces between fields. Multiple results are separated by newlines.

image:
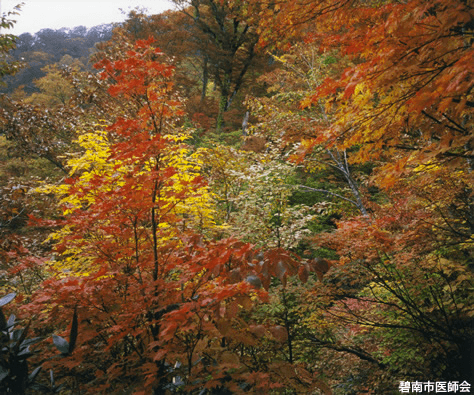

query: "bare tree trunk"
xmin=200 ymin=55 xmax=209 ymax=103
xmin=327 ymin=149 xmax=368 ymax=216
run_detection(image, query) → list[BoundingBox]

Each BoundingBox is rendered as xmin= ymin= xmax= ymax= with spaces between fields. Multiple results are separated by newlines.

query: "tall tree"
xmin=172 ymin=0 xmax=261 ymax=132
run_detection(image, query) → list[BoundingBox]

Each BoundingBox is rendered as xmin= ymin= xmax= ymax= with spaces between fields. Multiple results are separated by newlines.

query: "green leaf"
xmin=17 ymin=348 xmax=34 ymax=359
xmin=0 ymin=370 xmax=8 ymax=383
xmin=21 ymin=337 xmax=42 ymax=348
xmin=28 ymin=366 xmax=42 ymax=384
xmin=7 ymin=314 xmax=15 ymax=329
xmin=10 ymin=328 xmax=24 ymax=342
xmin=52 ymin=334 xmax=69 ymax=354
xmin=0 ymin=293 xmax=16 ymax=307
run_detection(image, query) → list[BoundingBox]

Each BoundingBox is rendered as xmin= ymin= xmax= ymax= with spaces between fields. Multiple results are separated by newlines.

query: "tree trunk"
xmin=201 ymin=55 xmax=209 ymax=103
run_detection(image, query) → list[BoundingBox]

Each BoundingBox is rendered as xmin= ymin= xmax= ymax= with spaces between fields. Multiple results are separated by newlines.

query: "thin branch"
xmin=294 ymin=184 xmax=359 ymax=207
xmin=310 ymin=336 xmax=386 ymax=369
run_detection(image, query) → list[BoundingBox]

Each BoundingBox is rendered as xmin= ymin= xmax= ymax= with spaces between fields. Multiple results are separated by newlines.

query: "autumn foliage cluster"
xmin=0 ymin=0 xmax=473 ymax=394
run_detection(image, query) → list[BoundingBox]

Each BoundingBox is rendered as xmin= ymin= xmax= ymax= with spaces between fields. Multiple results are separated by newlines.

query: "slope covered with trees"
xmin=1 ymin=23 xmax=113 ymax=95
xmin=0 ymin=1 xmax=473 ymax=394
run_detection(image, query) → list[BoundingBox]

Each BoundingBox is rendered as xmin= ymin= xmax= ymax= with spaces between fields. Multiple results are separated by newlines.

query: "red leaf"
xmin=298 ymin=264 xmax=310 ymax=283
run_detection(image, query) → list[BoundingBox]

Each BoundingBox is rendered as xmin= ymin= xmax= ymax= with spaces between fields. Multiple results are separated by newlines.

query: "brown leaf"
xmin=275 ymin=260 xmax=287 ymax=280
xmin=269 ymin=325 xmax=288 ymax=342
xmin=298 ymin=263 xmax=310 ymax=283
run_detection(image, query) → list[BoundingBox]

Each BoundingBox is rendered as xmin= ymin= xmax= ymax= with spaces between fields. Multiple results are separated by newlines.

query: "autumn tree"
xmin=240 ymin=0 xmax=474 ymax=390
xmin=102 ymin=8 xmax=212 ymax=123
xmin=251 ymin=0 xmax=474 ymax=178
xmin=0 ymin=23 xmax=107 ymax=173
xmin=198 ymin=145 xmax=317 ymax=249
xmin=245 ymin=42 xmax=371 ymax=217
xmin=21 ymin=37 xmax=336 ymax=394
xmin=0 ymin=94 xmax=82 ymax=173
xmin=170 ymin=0 xmax=263 ymax=133
xmin=0 ymin=6 xmax=60 ymax=303
xmin=310 ymin=180 xmax=474 ymax=388
xmin=109 ymin=4 xmax=267 ymax=135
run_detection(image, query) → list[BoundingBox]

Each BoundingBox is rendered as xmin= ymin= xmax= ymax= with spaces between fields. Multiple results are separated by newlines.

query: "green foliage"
xmin=24 ymin=63 xmax=77 ymax=107
xmin=0 ymin=136 xmax=60 ymax=184
xmin=200 ymin=146 xmax=316 ymax=249
xmin=0 ymin=293 xmax=73 ymax=394
xmin=1 ymin=24 xmax=113 ymax=94
xmin=0 ymin=293 xmax=40 ymax=394
xmin=0 ymin=5 xmax=22 ymax=82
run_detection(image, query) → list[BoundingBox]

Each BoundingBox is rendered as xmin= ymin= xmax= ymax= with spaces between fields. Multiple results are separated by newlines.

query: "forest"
xmin=0 ymin=0 xmax=473 ymax=394
xmin=0 ymin=23 xmax=114 ymax=96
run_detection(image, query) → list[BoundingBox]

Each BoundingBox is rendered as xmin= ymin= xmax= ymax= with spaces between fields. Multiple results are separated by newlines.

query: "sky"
xmin=2 ymin=0 xmax=175 ymax=35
